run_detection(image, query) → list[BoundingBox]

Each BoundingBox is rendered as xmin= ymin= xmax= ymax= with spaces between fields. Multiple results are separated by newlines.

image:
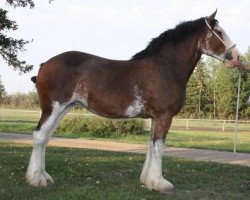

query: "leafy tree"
xmin=206 ymin=58 xmax=223 ymax=118
xmin=195 ymin=59 xmax=212 ymax=118
xmin=181 ymin=55 xmax=250 ymax=120
xmin=0 ymin=75 xmax=6 ymax=103
xmin=5 ymin=0 xmax=34 ymax=8
xmin=1 ymin=0 xmax=53 ymax=73
xmin=181 ymin=71 xmax=198 ymax=118
xmin=212 ymin=61 xmax=250 ymax=119
xmin=239 ymin=47 xmax=250 ymax=118
xmin=182 ymin=59 xmax=211 ymax=118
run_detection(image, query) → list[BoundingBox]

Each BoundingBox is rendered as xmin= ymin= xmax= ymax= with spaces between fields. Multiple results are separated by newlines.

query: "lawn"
xmin=0 ymin=121 xmax=250 ymax=153
xmin=0 ymin=141 xmax=249 ymax=200
xmin=0 ymin=108 xmax=249 ymax=153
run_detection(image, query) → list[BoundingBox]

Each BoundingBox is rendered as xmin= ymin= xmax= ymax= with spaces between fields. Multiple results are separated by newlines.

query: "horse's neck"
xmin=161 ymin=35 xmax=202 ymax=84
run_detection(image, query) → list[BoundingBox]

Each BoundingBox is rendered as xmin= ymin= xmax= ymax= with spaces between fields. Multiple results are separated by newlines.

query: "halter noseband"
xmin=205 ymin=18 xmax=236 ymax=62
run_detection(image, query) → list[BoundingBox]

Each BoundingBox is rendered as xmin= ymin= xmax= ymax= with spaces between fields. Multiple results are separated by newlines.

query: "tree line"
xmin=0 ymin=48 xmax=249 ymax=119
xmin=180 ymin=48 xmax=250 ymax=119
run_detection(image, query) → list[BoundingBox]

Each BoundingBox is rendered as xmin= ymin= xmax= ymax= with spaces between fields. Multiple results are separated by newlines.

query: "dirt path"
xmin=1 ymin=132 xmax=250 ymax=167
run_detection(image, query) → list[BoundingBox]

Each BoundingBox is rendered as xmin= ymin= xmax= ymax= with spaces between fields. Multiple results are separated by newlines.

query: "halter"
xmin=205 ymin=18 xmax=236 ymax=62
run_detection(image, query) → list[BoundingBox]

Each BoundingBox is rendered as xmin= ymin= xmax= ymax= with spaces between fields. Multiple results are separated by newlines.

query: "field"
xmin=0 ymin=141 xmax=249 ymax=200
xmin=0 ymin=108 xmax=250 ymax=153
xmin=0 ymin=109 xmax=249 ymax=199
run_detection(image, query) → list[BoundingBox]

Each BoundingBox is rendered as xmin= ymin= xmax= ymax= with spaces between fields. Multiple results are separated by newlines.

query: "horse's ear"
xmin=207 ymin=9 xmax=217 ymax=24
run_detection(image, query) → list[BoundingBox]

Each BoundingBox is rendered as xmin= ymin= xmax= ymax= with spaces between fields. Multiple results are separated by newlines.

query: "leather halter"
xmin=205 ymin=19 xmax=236 ymax=62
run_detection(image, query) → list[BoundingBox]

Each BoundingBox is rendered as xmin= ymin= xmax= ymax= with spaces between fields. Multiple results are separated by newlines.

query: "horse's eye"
xmin=217 ymin=31 xmax=223 ymax=37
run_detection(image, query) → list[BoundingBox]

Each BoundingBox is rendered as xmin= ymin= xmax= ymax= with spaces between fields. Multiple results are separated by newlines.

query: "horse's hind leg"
xmin=26 ymin=101 xmax=71 ymax=187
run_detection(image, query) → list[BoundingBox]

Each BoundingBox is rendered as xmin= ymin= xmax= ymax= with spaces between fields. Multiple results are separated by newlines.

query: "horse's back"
xmin=36 ymin=51 xmax=134 ymax=90
xmin=35 ymin=51 xmax=137 ymax=113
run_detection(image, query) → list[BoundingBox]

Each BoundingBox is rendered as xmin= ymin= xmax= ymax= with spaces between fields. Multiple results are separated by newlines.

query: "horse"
xmin=26 ymin=10 xmax=241 ymax=193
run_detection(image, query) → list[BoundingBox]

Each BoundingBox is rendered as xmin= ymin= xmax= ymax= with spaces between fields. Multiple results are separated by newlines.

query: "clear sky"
xmin=1 ymin=0 xmax=250 ymax=94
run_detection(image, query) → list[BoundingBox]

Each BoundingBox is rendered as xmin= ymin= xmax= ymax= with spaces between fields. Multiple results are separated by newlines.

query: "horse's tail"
xmin=31 ymin=76 xmax=36 ymax=83
xmin=30 ymin=62 xmax=45 ymax=84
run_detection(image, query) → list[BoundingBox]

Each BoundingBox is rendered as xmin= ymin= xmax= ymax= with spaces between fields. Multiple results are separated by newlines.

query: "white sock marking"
xmin=27 ymin=100 xmax=73 ymax=186
xmin=141 ymin=140 xmax=173 ymax=193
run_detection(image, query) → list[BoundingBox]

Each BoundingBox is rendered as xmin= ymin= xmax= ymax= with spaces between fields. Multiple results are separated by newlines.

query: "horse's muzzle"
xmin=225 ymin=47 xmax=241 ymax=68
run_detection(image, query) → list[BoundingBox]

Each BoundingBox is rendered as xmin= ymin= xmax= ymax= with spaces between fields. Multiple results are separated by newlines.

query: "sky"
xmin=1 ymin=0 xmax=250 ymax=94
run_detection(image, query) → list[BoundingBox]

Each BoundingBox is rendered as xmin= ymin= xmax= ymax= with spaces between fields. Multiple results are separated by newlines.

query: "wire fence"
xmin=0 ymin=109 xmax=250 ymax=132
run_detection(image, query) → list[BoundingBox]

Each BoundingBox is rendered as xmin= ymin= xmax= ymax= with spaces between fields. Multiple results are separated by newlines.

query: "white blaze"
xmin=201 ymin=23 xmax=240 ymax=66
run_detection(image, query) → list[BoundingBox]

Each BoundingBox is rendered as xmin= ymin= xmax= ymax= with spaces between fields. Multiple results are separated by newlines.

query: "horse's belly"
xmin=73 ymin=92 xmax=147 ymax=119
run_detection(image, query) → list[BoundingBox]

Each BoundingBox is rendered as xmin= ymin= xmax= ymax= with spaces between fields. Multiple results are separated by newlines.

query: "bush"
xmin=56 ymin=115 xmax=89 ymax=136
xmin=56 ymin=115 xmax=145 ymax=137
xmin=3 ymin=92 xmax=39 ymax=109
xmin=113 ymin=119 xmax=145 ymax=135
xmin=86 ymin=117 xmax=115 ymax=137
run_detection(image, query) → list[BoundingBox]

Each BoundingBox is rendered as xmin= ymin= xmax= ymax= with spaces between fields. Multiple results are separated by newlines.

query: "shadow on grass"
xmin=0 ymin=141 xmax=249 ymax=200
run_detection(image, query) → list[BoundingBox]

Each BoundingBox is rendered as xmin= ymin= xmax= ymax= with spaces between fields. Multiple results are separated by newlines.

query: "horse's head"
xmin=200 ymin=10 xmax=241 ymax=68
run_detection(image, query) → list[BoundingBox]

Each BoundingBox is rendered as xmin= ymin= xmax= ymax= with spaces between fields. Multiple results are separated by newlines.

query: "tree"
xmin=182 ymin=59 xmax=211 ymax=118
xmin=1 ymin=0 xmax=53 ymax=73
xmin=239 ymin=47 xmax=250 ymax=118
xmin=0 ymin=75 xmax=6 ymax=103
xmin=195 ymin=60 xmax=211 ymax=118
xmin=181 ymin=52 xmax=250 ymax=119
xmin=206 ymin=57 xmax=221 ymax=118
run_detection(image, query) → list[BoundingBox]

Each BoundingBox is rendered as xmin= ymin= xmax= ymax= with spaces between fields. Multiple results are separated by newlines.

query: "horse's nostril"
xmin=225 ymin=52 xmax=233 ymax=60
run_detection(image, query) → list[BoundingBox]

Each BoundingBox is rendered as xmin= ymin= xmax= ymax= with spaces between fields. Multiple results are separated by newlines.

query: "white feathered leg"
xmin=140 ymin=140 xmax=173 ymax=193
xmin=26 ymin=102 xmax=70 ymax=187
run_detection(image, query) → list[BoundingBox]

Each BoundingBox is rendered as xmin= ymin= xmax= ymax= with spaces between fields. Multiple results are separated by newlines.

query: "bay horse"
xmin=27 ymin=11 xmax=241 ymax=193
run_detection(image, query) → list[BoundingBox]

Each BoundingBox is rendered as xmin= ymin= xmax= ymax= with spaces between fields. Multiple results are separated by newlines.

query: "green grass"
xmin=167 ymin=130 xmax=250 ymax=153
xmin=0 ymin=109 xmax=41 ymax=123
xmin=0 ymin=108 xmax=249 ymax=153
xmin=1 ymin=121 xmax=249 ymax=153
xmin=0 ymin=122 xmax=36 ymax=133
xmin=0 ymin=141 xmax=249 ymax=200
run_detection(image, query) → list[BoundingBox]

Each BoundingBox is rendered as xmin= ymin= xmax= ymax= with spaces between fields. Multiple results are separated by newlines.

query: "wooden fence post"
xmin=222 ymin=120 xmax=226 ymax=131
xmin=186 ymin=119 xmax=189 ymax=130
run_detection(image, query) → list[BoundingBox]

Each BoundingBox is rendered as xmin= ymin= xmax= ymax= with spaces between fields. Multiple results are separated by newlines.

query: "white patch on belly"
xmin=125 ymin=85 xmax=145 ymax=117
xmin=72 ymin=93 xmax=88 ymax=107
xmin=73 ymin=84 xmax=88 ymax=107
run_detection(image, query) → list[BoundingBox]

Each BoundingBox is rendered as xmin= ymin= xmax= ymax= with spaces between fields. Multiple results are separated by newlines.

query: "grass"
xmin=0 ymin=141 xmax=249 ymax=200
xmin=167 ymin=130 xmax=250 ymax=153
xmin=0 ymin=121 xmax=250 ymax=153
xmin=0 ymin=108 xmax=249 ymax=153
xmin=0 ymin=122 xmax=36 ymax=133
xmin=0 ymin=108 xmax=41 ymax=123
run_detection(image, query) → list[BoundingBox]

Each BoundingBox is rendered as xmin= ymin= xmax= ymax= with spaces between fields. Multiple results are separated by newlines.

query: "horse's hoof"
xmin=144 ymin=177 xmax=173 ymax=194
xmin=26 ymin=170 xmax=54 ymax=187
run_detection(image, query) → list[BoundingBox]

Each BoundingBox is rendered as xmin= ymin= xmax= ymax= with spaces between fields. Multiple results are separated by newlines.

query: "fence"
xmin=0 ymin=109 xmax=250 ymax=132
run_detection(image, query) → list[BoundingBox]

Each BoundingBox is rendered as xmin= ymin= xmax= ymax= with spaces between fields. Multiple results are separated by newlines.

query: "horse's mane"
xmin=131 ymin=17 xmax=218 ymax=60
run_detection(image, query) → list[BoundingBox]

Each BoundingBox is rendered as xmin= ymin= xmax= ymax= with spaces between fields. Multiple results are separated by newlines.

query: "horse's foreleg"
xmin=26 ymin=102 xmax=71 ymax=187
xmin=140 ymin=114 xmax=173 ymax=193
